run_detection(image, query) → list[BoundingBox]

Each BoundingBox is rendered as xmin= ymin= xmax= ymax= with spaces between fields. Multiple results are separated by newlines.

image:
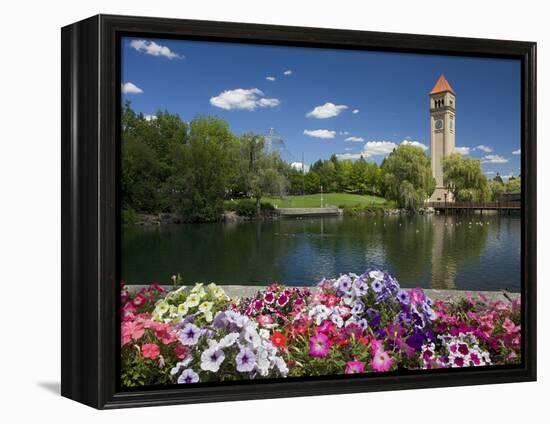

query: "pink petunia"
xmin=142 ymin=343 xmax=160 ymax=359
xmin=122 ymin=321 xmax=145 ymax=342
xmin=371 ymin=349 xmax=394 ymax=372
xmin=309 ymin=333 xmax=331 ymax=358
xmin=345 ymin=360 xmax=365 ymax=374
xmin=257 ymin=314 xmax=274 ymax=326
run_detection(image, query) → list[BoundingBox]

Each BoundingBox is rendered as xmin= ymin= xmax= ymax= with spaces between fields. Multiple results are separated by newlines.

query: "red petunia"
xmin=132 ymin=294 xmax=147 ymax=308
xmin=270 ymin=331 xmax=287 ymax=347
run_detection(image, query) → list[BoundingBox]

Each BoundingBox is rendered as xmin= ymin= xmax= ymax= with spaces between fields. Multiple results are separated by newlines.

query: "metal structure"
xmin=264 ymin=127 xmax=292 ymax=161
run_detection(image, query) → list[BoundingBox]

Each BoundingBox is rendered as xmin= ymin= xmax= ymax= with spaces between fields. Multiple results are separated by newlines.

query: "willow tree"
xmin=381 ymin=144 xmax=435 ymax=210
xmin=442 ymin=153 xmax=489 ymax=201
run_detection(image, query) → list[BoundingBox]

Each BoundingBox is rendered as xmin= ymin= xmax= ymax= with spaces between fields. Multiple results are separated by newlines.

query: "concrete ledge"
xmin=277 ymin=207 xmax=343 ymax=217
xmin=126 ymin=285 xmax=519 ymax=302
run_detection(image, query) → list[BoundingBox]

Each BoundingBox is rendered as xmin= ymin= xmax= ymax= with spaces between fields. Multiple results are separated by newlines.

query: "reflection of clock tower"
xmin=429 ymin=75 xmax=456 ymax=202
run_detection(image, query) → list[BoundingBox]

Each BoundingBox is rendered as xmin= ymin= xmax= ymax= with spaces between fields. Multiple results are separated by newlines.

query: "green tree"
xmin=304 ymin=171 xmax=321 ymax=194
xmin=488 ymin=180 xmax=505 ymax=201
xmin=238 ymin=133 xmax=288 ymax=213
xmin=169 ymin=116 xmax=235 ymax=221
xmin=381 ymin=144 xmax=435 ymax=210
xmin=506 ymin=176 xmax=521 ymax=193
xmin=442 ymin=153 xmax=489 ymax=201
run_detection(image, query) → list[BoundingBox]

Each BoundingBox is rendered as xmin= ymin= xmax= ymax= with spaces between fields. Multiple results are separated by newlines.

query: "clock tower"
xmin=429 ymin=75 xmax=456 ymax=202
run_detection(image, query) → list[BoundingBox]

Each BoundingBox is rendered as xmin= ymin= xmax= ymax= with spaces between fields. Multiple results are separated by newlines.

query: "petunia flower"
xmin=263 ymin=291 xmax=275 ymax=304
xmin=142 ymin=343 xmax=160 ymax=360
xmin=179 ymin=323 xmax=202 ymax=346
xmin=276 ymin=293 xmax=289 ymax=307
xmin=236 ymin=347 xmax=256 ymax=373
xmin=270 ymin=331 xmax=287 ymax=347
xmin=345 ymin=360 xmax=365 ymax=374
xmin=371 ymin=349 xmax=393 ymax=372
xmin=177 ymin=368 xmax=200 ymax=384
xmin=200 ymin=346 xmax=225 ymax=372
xmin=309 ymin=333 xmax=331 ymax=358
xmin=185 ymin=294 xmax=201 ymax=308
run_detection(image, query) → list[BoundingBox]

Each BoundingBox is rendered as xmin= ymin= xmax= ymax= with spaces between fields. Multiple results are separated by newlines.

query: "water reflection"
xmin=121 ymin=213 xmax=520 ymax=292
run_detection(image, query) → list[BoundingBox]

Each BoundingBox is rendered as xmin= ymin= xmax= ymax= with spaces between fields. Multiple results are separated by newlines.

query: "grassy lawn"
xmin=263 ymin=193 xmax=389 ymax=208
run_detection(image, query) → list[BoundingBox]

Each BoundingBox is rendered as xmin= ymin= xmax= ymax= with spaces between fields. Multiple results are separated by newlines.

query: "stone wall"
xmin=126 ymin=284 xmax=519 ymax=302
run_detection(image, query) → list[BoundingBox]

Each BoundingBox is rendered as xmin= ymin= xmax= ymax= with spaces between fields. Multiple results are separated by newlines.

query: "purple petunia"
xmin=397 ymin=289 xmax=410 ymax=305
xmin=236 ymin=347 xmax=256 ymax=372
xmin=336 ymin=274 xmax=353 ymax=294
xmin=371 ymin=279 xmax=384 ymax=293
xmin=351 ymin=300 xmax=365 ymax=315
xmin=367 ymin=308 xmax=381 ymax=327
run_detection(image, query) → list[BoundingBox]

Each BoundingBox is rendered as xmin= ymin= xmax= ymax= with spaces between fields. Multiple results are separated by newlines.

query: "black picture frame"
xmin=61 ymin=14 xmax=537 ymax=409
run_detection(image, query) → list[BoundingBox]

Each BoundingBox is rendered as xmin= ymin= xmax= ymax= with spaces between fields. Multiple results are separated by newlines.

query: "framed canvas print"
xmin=61 ymin=14 xmax=537 ymax=409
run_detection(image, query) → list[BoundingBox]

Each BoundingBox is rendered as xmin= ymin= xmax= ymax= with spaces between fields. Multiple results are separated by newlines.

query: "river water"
xmin=121 ymin=213 xmax=521 ymax=292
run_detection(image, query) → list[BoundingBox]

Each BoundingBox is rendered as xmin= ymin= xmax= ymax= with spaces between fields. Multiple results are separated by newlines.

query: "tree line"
xmin=442 ymin=153 xmax=521 ymax=203
xmin=121 ymin=102 xmax=520 ymax=222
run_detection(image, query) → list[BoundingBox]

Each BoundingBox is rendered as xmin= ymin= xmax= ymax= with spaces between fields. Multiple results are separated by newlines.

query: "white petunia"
xmin=200 ymin=346 xmax=225 ymax=372
xmin=186 ymin=294 xmax=200 ymax=308
xmin=218 ymin=332 xmax=239 ymax=348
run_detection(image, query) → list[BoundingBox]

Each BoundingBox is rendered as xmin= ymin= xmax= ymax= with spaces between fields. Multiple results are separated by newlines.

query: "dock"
xmin=427 ymin=201 xmax=520 ymax=215
xmin=276 ymin=207 xmax=343 ymax=217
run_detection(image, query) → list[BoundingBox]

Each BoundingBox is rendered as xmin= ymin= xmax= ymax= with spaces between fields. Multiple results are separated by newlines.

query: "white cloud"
xmin=130 ymin=39 xmax=182 ymax=59
xmin=336 ymin=153 xmax=363 ymax=160
xmin=144 ymin=114 xmax=157 ymax=121
xmin=344 ymin=147 xmax=353 ymax=151
xmin=352 ymin=109 xmax=359 ymax=114
xmin=266 ymin=76 xmax=276 ymax=81
xmin=454 ymin=146 xmax=471 ymax=156
xmin=284 ymin=70 xmax=292 ymax=75
xmin=339 ymin=131 xmax=349 ymax=136
xmin=485 ymin=171 xmax=496 ymax=175
xmin=121 ymin=82 xmax=143 ymax=94
xmin=306 ymin=102 xmax=348 ymax=119
xmin=290 ymin=162 xmax=310 ymax=172
xmin=512 ymin=149 xmax=521 ymax=155
xmin=401 ymin=140 xmax=428 ymax=151
xmin=337 ymin=139 xmax=428 ymax=161
xmin=257 ymin=98 xmax=280 ymax=107
xmin=345 ymin=136 xmax=364 ymax=142
xmin=475 ymin=145 xmax=493 ymax=153
xmin=303 ymin=129 xmax=336 ymax=139
xmin=482 ymin=155 xmax=509 ymax=164
xmin=363 ymin=141 xmax=398 ymax=156
xmin=210 ymin=88 xmax=280 ymax=111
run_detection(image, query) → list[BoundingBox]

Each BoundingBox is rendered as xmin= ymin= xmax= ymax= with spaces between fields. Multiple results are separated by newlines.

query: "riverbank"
xmin=132 ymin=206 xmax=437 ymax=225
xmin=126 ymin=284 xmax=519 ymax=302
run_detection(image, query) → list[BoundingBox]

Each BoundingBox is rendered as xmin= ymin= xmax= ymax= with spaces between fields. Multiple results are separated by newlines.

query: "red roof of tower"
xmin=430 ymin=75 xmax=455 ymax=94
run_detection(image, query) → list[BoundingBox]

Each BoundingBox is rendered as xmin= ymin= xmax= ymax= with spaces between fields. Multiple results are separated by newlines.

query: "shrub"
xmin=235 ymin=199 xmax=257 ymax=217
xmin=260 ymin=201 xmax=275 ymax=211
xmin=121 ymin=208 xmax=138 ymax=226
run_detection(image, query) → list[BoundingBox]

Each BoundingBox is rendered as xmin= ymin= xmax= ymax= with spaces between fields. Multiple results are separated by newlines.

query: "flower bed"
xmin=120 ymin=272 xmax=521 ymax=387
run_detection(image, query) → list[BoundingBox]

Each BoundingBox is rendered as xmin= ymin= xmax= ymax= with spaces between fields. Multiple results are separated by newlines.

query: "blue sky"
xmin=121 ymin=37 xmax=521 ymax=179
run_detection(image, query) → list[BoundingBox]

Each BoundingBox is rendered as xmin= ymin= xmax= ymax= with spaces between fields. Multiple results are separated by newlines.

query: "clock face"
xmin=435 ymin=119 xmax=444 ymax=130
